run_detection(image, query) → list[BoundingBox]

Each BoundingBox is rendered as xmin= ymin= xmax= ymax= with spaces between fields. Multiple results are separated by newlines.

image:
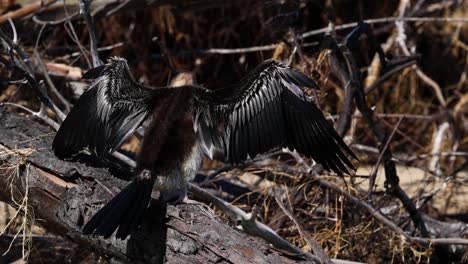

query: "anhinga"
xmin=52 ymin=57 xmax=357 ymax=239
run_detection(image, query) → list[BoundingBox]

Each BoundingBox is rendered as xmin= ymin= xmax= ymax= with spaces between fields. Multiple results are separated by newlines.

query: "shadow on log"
xmin=0 ymin=110 xmax=307 ymax=263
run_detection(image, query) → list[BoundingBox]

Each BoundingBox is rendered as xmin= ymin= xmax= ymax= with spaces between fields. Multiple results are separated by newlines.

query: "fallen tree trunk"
xmin=0 ymin=110 xmax=307 ymax=263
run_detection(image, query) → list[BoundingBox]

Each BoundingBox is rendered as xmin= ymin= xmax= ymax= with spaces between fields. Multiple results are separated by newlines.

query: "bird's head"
xmin=170 ymin=72 xmax=195 ymax=87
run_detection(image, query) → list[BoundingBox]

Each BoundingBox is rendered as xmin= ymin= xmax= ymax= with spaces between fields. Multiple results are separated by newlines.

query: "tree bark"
xmin=0 ymin=110 xmax=306 ymax=264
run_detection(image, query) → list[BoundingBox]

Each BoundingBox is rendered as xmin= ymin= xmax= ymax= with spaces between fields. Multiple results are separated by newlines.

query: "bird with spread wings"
xmin=53 ymin=57 xmax=357 ymax=239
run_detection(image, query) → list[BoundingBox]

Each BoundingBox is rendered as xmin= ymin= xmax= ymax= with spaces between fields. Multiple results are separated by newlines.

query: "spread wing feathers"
xmin=53 ymin=57 xmax=174 ymax=158
xmin=203 ymin=59 xmax=356 ymax=175
xmin=281 ymin=90 xmax=357 ymax=175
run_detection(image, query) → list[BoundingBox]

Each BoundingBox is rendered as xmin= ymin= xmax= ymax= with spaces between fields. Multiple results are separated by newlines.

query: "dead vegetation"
xmin=0 ymin=0 xmax=467 ymax=263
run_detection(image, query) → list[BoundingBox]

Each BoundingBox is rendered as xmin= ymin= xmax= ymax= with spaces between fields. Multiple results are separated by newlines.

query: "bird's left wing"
xmin=53 ymin=57 xmax=174 ymax=159
xmin=195 ymin=60 xmax=357 ymax=175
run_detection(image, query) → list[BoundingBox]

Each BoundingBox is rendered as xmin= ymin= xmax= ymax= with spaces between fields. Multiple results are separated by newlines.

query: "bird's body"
xmin=136 ymin=87 xmax=203 ymax=202
xmin=53 ymin=57 xmax=358 ymax=239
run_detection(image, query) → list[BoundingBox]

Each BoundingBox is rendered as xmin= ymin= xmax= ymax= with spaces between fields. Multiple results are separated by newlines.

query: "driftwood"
xmin=0 ymin=110 xmax=308 ymax=264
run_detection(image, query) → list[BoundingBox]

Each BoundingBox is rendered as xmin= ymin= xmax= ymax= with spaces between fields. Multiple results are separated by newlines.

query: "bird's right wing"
xmin=53 ymin=57 xmax=174 ymax=159
xmin=195 ymin=60 xmax=357 ymax=175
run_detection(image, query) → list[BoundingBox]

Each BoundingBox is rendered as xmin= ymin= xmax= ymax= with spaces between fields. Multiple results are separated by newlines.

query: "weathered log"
xmin=0 ymin=110 xmax=307 ymax=264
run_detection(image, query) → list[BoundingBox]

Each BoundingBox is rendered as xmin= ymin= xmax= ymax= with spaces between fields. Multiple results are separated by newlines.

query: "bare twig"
xmin=429 ymin=122 xmax=450 ymax=175
xmin=274 ymin=188 xmax=333 ymax=264
xmin=0 ymin=27 xmax=66 ymax=122
xmin=0 ymin=2 xmax=42 ymax=24
xmin=199 ymin=44 xmax=279 ymax=54
xmin=301 ymin=16 xmax=468 ymax=38
xmin=64 ymin=21 xmax=92 ymax=67
xmin=327 ymin=49 xmax=355 ymax=137
xmin=150 ymin=42 xmax=319 ymax=58
xmin=79 ymin=0 xmax=102 ymax=67
xmin=33 ymin=51 xmax=71 ymax=113
xmin=365 ymin=59 xmax=417 ymax=95
xmin=368 ymin=117 xmax=404 ymax=197
xmin=0 ymin=102 xmax=59 ymax=130
xmin=70 ymin=42 xmax=124 ymax=58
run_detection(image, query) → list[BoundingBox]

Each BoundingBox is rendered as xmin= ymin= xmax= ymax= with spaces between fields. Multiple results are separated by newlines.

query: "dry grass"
xmin=0 ymin=150 xmax=37 ymax=261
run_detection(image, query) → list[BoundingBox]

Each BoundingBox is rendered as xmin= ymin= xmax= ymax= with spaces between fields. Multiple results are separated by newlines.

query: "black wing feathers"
xmin=53 ymin=57 xmax=173 ymax=158
xmin=282 ymin=89 xmax=355 ymax=175
xmin=53 ymin=87 xmax=100 ymax=158
xmin=201 ymin=59 xmax=357 ymax=175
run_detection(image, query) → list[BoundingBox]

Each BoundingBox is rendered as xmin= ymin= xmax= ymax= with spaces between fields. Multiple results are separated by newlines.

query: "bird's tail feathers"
xmin=82 ymin=176 xmax=153 ymax=239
